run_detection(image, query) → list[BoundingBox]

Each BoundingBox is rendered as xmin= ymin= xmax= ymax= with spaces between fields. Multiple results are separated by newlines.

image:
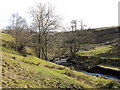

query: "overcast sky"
xmin=0 ymin=0 xmax=119 ymax=29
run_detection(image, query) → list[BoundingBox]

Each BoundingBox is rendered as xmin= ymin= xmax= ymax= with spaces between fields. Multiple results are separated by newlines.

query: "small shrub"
xmin=22 ymin=47 xmax=34 ymax=55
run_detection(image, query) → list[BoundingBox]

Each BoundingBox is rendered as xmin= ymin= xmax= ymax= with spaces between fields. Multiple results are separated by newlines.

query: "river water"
xmin=77 ymin=70 xmax=120 ymax=81
xmin=54 ymin=58 xmax=120 ymax=81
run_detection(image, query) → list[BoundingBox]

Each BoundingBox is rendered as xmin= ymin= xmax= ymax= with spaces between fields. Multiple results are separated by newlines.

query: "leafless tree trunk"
xmin=29 ymin=3 xmax=60 ymax=60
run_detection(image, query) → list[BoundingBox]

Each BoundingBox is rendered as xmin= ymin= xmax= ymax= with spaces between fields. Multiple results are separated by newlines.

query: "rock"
xmin=12 ymin=57 xmax=16 ymax=60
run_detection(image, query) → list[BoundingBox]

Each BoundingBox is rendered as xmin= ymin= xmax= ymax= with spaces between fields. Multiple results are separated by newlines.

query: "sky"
xmin=0 ymin=0 xmax=119 ymax=30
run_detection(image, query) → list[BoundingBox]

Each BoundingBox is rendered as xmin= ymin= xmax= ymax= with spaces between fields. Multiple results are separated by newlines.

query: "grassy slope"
xmin=93 ymin=26 xmax=119 ymax=43
xmin=1 ymin=33 xmax=120 ymax=88
xmin=95 ymin=26 xmax=119 ymax=31
xmin=100 ymin=44 xmax=120 ymax=59
xmin=76 ymin=44 xmax=120 ymax=59
xmin=76 ymin=44 xmax=120 ymax=70
xmin=76 ymin=45 xmax=112 ymax=57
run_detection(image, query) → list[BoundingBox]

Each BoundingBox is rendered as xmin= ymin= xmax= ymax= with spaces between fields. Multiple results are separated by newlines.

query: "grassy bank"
xmin=74 ymin=44 xmax=120 ymax=71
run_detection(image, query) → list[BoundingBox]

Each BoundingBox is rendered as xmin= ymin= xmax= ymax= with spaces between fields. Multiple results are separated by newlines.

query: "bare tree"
xmin=6 ymin=13 xmax=31 ymax=52
xmin=29 ymin=3 xmax=60 ymax=60
xmin=71 ymin=20 xmax=77 ymax=31
xmin=7 ymin=13 xmax=28 ymax=30
xmin=79 ymin=20 xmax=86 ymax=30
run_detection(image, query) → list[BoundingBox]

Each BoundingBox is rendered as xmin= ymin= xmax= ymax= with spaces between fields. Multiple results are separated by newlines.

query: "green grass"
xmin=99 ymin=44 xmax=120 ymax=59
xmin=3 ymin=51 xmax=119 ymax=88
xmin=76 ymin=45 xmax=112 ymax=57
xmin=1 ymin=32 xmax=120 ymax=88
xmin=0 ymin=33 xmax=15 ymax=42
xmin=2 ymin=49 xmax=91 ymax=88
xmin=3 ymin=57 xmax=91 ymax=88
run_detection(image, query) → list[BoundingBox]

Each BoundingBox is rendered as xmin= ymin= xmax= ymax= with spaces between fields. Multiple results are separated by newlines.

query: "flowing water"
xmin=54 ymin=58 xmax=120 ymax=81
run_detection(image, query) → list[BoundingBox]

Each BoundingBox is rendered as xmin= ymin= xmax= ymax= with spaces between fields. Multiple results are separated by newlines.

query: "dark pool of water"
xmin=77 ymin=70 xmax=120 ymax=81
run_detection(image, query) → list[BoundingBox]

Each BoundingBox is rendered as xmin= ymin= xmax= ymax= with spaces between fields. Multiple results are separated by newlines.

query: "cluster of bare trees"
xmin=5 ymin=2 xmax=96 ymax=60
xmin=71 ymin=19 xmax=86 ymax=31
xmin=6 ymin=13 xmax=32 ymax=52
xmin=6 ymin=3 xmax=60 ymax=60
xmin=52 ymin=30 xmax=96 ymax=58
xmin=61 ymin=19 xmax=95 ymax=56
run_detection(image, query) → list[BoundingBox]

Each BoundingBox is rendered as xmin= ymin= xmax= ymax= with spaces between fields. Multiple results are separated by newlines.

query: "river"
xmin=54 ymin=58 xmax=120 ymax=81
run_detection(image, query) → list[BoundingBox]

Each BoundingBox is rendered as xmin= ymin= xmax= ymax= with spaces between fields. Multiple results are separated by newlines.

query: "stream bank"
xmin=54 ymin=57 xmax=120 ymax=81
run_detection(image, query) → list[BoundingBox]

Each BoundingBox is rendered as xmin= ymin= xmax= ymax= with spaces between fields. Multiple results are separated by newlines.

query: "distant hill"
xmin=54 ymin=26 xmax=119 ymax=44
xmin=92 ymin=26 xmax=120 ymax=44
